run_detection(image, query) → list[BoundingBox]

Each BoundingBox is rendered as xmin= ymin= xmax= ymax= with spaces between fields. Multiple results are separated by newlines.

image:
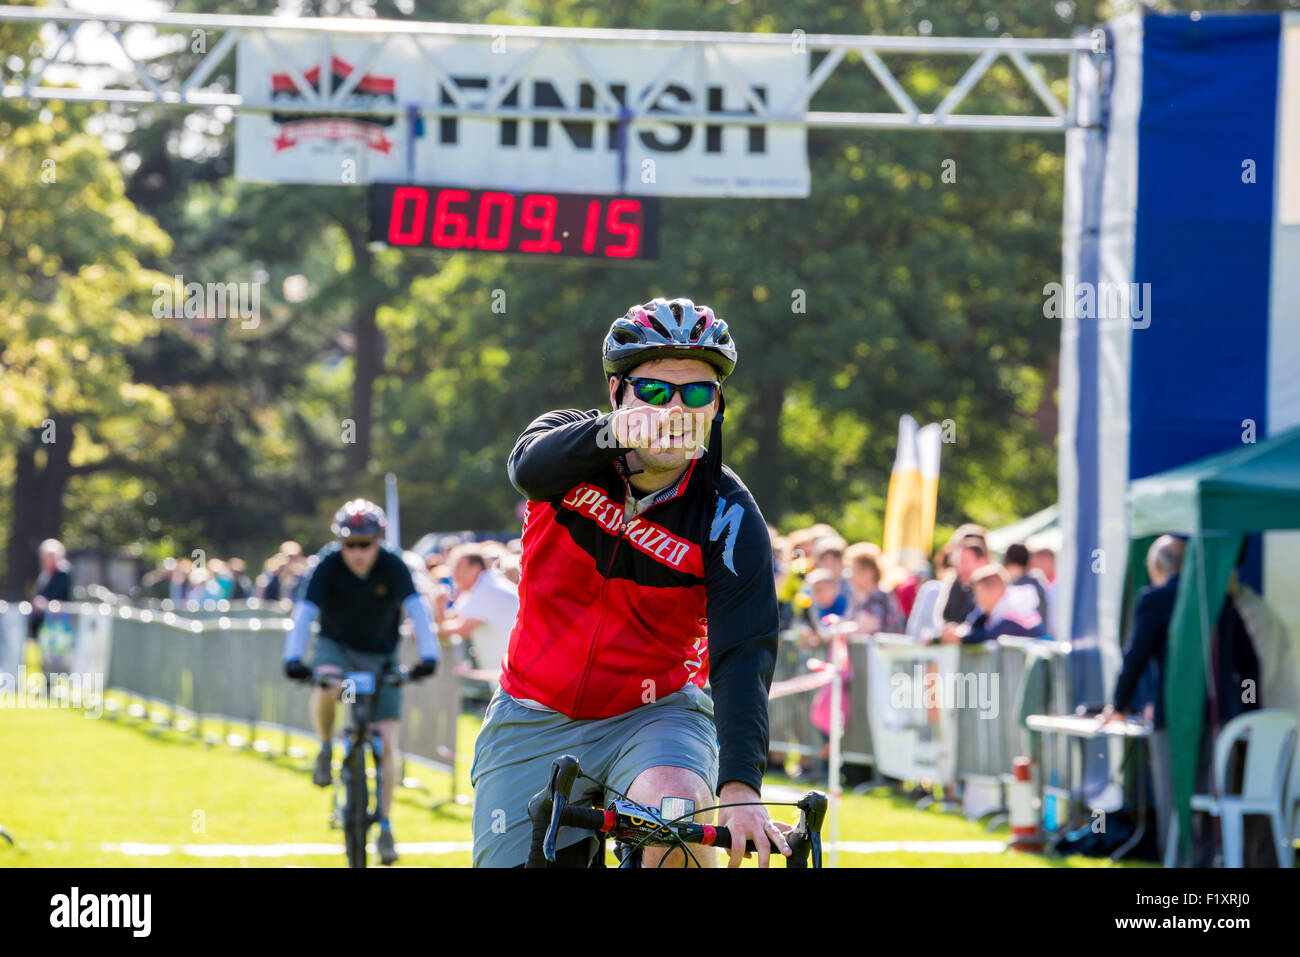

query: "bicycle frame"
xmin=329 ymin=668 xmax=401 ymax=868
xmin=338 ymin=689 xmax=375 ymax=868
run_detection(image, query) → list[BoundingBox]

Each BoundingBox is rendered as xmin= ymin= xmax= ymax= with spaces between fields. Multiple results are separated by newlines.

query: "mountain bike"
xmin=525 ymin=754 xmax=827 ymax=868
xmin=296 ymin=664 xmax=409 ymax=868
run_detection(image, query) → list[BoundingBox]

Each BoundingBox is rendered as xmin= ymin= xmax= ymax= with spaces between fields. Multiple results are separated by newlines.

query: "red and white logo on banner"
xmin=268 ymin=56 xmax=396 ymax=155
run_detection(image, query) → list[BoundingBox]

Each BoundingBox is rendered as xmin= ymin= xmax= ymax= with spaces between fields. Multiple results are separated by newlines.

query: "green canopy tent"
xmin=1124 ymin=424 xmax=1300 ymax=861
xmin=987 ymin=503 xmax=1061 ymax=557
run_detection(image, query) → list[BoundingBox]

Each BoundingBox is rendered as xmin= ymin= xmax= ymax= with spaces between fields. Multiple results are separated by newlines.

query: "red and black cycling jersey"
xmin=503 ymin=408 xmax=779 ymax=794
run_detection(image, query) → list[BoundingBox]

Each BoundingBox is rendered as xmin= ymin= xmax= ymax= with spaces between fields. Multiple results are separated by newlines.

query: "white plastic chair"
xmin=1290 ymin=734 xmax=1300 ymax=857
xmin=1190 ymin=710 xmax=1297 ymax=868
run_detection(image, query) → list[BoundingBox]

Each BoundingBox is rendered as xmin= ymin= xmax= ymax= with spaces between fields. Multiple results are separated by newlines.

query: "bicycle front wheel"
xmin=343 ymin=740 xmax=369 ymax=868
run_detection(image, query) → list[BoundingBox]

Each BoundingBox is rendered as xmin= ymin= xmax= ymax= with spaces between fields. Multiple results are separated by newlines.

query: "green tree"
xmin=0 ymin=90 xmax=172 ymax=596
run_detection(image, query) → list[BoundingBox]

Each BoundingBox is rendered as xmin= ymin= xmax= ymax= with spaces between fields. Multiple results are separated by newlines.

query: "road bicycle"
xmin=525 ymin=754 xmax=827 ymax=868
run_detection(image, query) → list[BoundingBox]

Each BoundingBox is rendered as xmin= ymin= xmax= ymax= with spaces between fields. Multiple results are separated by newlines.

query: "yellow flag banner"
xmin=882 ymin=415 xmax=942 ymax=573
xmin=917 ymin=421 xmax=942 ymax=560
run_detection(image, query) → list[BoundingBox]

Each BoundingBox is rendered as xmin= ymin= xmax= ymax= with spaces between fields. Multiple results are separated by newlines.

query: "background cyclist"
xmin=281 ymin=498 xmax=440 ymax=865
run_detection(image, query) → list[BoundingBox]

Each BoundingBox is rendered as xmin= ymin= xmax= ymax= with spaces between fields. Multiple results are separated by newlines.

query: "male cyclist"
xmin=282 ymin=499 xmax=440 ymax=865
xmin=471 ymin=298 xmax=787 ymax=868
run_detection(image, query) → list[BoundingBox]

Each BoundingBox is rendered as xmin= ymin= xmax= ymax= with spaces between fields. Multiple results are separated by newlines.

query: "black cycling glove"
xmin=283 ymin=658 xmax=312 ymax=681
xmin=409 ymin=658 xmax=438 ymax=680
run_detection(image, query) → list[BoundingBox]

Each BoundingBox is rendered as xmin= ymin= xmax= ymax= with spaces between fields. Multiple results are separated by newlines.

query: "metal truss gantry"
xmin=0 ymin=7 xmax=1103 ymax=132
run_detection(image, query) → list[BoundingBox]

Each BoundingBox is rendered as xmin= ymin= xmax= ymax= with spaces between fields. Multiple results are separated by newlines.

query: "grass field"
xmin=0 ymin=682 xmax=1147 ymax=868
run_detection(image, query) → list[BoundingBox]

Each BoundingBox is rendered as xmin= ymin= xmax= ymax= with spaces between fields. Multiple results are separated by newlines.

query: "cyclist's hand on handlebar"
xmin=717 ymin=782 xmax=791 ymax=868
xmin=409 ymin=658 xmax=438 ymax=680
xmin=283 ymin=658 xmax=312 ymax=681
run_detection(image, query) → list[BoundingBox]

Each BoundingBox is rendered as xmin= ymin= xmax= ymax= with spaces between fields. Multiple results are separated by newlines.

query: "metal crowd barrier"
xmin=765 ymin=630 xmax=1077 ymax=826
xmin=843 ymin=637 xmax=873 ymax=768
xmin=953 ymin=642 xmax=1006 ymax=816
xmin=863 ymin=635 xmax=960 ymax=786
xmin=946 ymin=639 xmax=1073 ymax=820
xmin=0 ymin=604 xmax=25 ymax=679
xmin=117 ymin=596 xmax=295 ymax=619
xmin=767 ymin=631 xmax=823 ymax=765
xmin=997 ymin=637 xmax=1075 ymax=833
xmin=26 ymin=601 xmax=461 ymax=802
xmin=765 ymin=631 xmax=875 ymax=778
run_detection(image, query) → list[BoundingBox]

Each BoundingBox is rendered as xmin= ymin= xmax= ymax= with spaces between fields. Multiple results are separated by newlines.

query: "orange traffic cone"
xmin=1007 ymin=756 xmax=1042 ymax=852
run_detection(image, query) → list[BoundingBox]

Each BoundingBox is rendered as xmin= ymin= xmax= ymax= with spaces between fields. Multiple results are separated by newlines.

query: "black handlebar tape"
xmin=713 ymin=832 xmax=771 ymax=855
xmin=543 ymin=808 xmax=816 ymax=866
xmin=558 ymin=805 xmax=608 ymax=831
xmin=718 ymin=834 xmax=775 ymax=854
xmin=700 ymin=824 xmax=813 ymax=864
xmin=526 ymin=811 xmax=552 ymax=867
xmin=783 ymin=830 xmax=810 ymax=868
xmin=525 ymin=788 xmax=552 ymax=868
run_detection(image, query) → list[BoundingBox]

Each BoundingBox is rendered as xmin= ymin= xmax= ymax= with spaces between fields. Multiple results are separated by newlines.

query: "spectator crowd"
xmin=772 ymin=521 xmax=1055 ymax=653
xmin=769 ymin=521 xmax=1056 ymax=782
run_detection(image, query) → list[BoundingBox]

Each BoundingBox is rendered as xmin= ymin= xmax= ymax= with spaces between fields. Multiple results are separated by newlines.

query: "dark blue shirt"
xmin=813 ymin=592 xmax=849 ymax=620
xmin=302 ymin=543 xmax=416 ymax=655
xmin=1114 ymin=575 xmax=1179 ymax=729
xmin=36 ymin=563 xmax=72 ymax=602
xmin=28 ymin=562 xmax=72 ymax=637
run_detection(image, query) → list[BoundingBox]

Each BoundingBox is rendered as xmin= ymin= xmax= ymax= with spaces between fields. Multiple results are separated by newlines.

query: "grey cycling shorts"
xmin=307 ymin=634 xmax=402 ymax=723
xmin=470 ymin=682 xmax=719 ymax=868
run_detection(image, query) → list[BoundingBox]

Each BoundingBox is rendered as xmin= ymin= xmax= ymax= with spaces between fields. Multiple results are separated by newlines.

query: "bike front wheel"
xmin=343 ymin=740 xmax=369 ymax=868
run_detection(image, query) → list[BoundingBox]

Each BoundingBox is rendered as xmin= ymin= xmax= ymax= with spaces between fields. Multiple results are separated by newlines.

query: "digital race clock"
xmin=369 ymin=184 xmax=659 ymax=261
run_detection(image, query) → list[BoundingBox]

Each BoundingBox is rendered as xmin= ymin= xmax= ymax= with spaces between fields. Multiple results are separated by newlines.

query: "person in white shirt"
xmin=438 ymin=543 xmax=520 ymax=685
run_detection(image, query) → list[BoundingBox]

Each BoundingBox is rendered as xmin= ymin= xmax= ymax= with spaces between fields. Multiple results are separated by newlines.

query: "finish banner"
xmin=235 ymin=32 xmax=810 ymax=197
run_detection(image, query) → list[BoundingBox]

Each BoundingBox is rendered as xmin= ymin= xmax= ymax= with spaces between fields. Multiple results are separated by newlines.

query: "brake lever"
xmin=800 ymin=791 xmax=827 ymax=869
xmin=543 ymin=755 xmax=580 ymax=863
